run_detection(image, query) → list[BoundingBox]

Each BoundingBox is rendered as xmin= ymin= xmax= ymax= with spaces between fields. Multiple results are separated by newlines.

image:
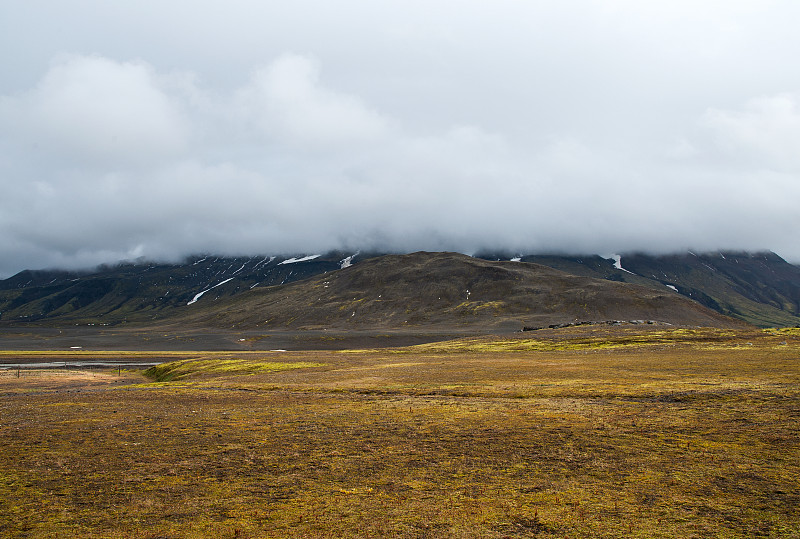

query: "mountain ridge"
xmin=170 ymin=251 xmax=744 ymax=331
xmin=0 ymin=250 xmax=798 ymax=328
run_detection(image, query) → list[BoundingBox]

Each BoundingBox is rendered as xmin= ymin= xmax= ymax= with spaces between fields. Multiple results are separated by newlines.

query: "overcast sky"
xmin=2 ymin=1 xmax=800 ymax=277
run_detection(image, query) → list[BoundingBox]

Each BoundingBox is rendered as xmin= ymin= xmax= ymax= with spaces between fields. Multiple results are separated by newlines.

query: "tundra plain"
xmin=1 ymin=326 xmax=799 ymax=538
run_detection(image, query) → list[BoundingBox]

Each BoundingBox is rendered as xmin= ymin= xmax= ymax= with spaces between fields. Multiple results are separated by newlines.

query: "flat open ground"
xmin=1 ymin=326 xmax=799 ymax=538
xmin=0 ymin=326 xmax=471 ymax=352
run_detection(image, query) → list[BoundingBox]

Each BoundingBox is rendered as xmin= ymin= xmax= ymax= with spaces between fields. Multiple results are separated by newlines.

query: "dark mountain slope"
xmin=0 ymin=252 xmax=365 ymax=324
xmin=1 ymin=250 xmax=797 ymax=329
xmin=508 ymin=252 xmax=800 ymax=327
xmin=620 ymin=252 xmax=800 ymax=327
xmin=173 ymin=252 xmax=746 ymax=331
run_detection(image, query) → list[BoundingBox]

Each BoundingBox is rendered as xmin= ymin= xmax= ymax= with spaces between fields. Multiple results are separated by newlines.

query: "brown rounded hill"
xmin=174 ymin=252 xmax=747 ymax=331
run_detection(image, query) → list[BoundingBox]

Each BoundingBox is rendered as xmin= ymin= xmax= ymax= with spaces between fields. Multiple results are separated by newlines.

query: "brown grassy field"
xmin=1 ymin=326 xmax=799 ymax=538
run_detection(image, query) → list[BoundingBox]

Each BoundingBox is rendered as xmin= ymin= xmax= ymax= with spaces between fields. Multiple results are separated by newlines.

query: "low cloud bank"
xmin=1 ymin=45 xmax=799 ymax=276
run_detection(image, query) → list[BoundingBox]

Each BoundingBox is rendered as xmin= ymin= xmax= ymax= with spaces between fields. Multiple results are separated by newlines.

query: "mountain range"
xmin=0 ymin=250 xmax=798 ymax=330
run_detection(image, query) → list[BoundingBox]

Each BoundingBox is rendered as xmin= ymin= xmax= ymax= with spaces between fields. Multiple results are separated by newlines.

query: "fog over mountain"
xmin=2 ymin=1 xmax=800 ymax=277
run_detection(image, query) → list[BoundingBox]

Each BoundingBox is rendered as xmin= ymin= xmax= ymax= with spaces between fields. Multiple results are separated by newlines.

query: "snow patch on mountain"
xmin=253 ymin=256 xmax=275 ymax=270
xmin=187 ymin=277 xmax=234 ymax=305
xmin=278 ymin=255 xmax=321 ymax=265
xmin=608 ymin=254 xmax=636 ymax=275
xmin=339 ymin=253 xmax=358 ymax=269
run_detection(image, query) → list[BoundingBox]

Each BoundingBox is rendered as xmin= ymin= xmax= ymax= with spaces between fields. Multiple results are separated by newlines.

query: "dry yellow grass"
xmin=0 ymin=326 xmax=798 ymax=538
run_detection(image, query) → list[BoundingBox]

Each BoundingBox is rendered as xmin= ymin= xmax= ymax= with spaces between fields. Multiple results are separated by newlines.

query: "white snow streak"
xmin=254 ymin=256 xmax=275 ymax=269
xmin=187 ymin=277 xmax=234 ymax=305
xmin=610 ymin=254 xmax=636 ymax=275
xmin=278 ymin=255 xmax=321 ymax=265
xmin=339 ymin=253 xmax=357 ymax=269
xmin=666 ymin=284 xmax=678 ymax=292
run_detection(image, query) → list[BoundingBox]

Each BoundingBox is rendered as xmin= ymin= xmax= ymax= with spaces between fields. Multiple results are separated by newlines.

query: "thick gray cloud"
xmin=2 ymin=1 xmax=800 ymax=277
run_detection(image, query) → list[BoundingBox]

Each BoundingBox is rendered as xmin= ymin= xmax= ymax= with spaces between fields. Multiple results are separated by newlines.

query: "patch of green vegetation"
xmin=453 ymin=300 xmax=506 ymax=315
xmin=768 ymin=327 xmax=800 ymax=337
xmin=338 ymin=298 xmax=366 ymax=311
xmin=403 ymin=327 xmax=750 ymax=353
xmin=144 ymin=358 xmax=325 ymax=381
